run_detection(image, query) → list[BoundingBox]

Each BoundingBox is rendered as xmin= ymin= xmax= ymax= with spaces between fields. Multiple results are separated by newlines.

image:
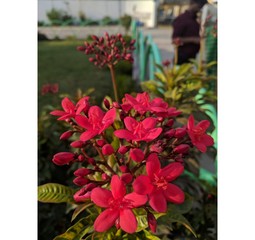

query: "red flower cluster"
xmin=51 ymin=92 xmax=214 ymax=234
xmin=41 ymin=83 xmax=59 ymax=95
xmin=77 ymin=32 xmax=135 ymax=67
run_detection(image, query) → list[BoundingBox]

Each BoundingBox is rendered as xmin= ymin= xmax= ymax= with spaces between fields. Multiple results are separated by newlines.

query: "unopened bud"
xmin=74 ymin=168 xmax=91 ymax=177
xmin=103 ymin=98 xmax=111 ymax=109
xmin=60 ymin=130 xmax=74 ymax=140
xmin=91 ymin=35 xmax=99 ymax=41
xmin=174 ymin=128 xmax=187 ymax=138
xmin=166 ymin=119 xmax=174 ymax=127
xmin=70 ymin=140 xmax=84 ymax=148
xmin=173 ymin=144 xmax=190 ymax=154
xmin=89 ymin=57 xmax=95 ymax=62
xmin=102 ymin=144 xmax=114 ymax=155
xmin=147 ymin=212 xmax=157 ymax=233
xmin=130 ymin=148 xmax=144 ymax=162
xmin=102 ymin=173 xmax=110 ymax=181
xmin=88 ymin=158 xmax=96 ymax=165
xmin=112 ymin=102 xmax=121 ymax=109
xmin=73 ymin=176 xmax=89 ymax=186
xmin=119 ymin=165 xmax=129 ymax=173
xmin=118 ymin=146 xmax=129 ymax=154
xmin=78 ymin=154 xmax=85 ymax=162
xmin=165 ymin=129 xmax=175 ymax=138
xmin=96 ymin=139 xmax=105 ymax=147
xmin=120 ymin=173 xmax=133 ymax=184
xmin=52 ymin=152 xmax=75 ymax=165
xmin=77 ymin=46 xmax=86 ymax=51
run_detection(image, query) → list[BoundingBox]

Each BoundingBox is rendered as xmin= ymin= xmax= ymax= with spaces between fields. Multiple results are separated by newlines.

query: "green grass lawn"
xmin=38 ymin=39 xmax=136 ymax=114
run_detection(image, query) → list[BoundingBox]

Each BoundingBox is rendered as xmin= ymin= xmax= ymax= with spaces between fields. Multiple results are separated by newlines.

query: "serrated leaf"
xmin=71 ymin=202 xmax=94 ymax=222
xmin=53 ymin=217 xmax=93 ymax=240
xmin=168 ymin=213 xmax=197 ymax=238
xmin=38 ymin=183 xmax=76 ymax=203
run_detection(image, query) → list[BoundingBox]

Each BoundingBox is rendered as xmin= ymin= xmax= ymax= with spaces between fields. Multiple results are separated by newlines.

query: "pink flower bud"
xmin=89 ymin=57 xmax=95 ymax=62
xmin=102 ymin=173 xmax=110 ymax=180
xmin=60 ymin=130 xmax=74 ymax=140
xmin=166 ymin=119 xmax=174 ymax=127
xmin=103 ymin=98 xmax=110 ymax=109
xmin=74 ymin=168 xmax=91 ymax=177
xmin=157 ymin=117 xmax=164 ymax=123
xmin=77 ymin=46 xmax=86 ymax=51
xmin=52 ymin=152 xmax=75 ymax=165
xmin=78 ymin=154 xmax=85 ymax=162
xmin=73 ymin=176 xmax=89 ymax=186
xmin=120 ymin=173 xmax=133 ymax=184
xmin=174 ymin=128 xmax=187 ymax=138
xmin=119 ymin=165 xmax=129 ymax=173
xmin=112 ymin=102 xmax=121 ymax=109
xmin=130 ymin=39 xmax=136 ymax=45
xmin=88 ymin=158 xmax=96 ymax=165
xmin=96 ymin=139 xmax=105 ymax=147
xmin=70 ymin=140 xmax=84 ymax=148
xmin=130 ymin=148 xmax=144 ymax=162
xmin=118 ymin=146 xmax=129 ymax=154
xmin=102 ymin=144 xmax=114 ymax=155
xmin=173 ymin=144 xmax=190 ymax=154
xmin=164 ymin=129 xmax=175 ymax=138
xmin=73 ymin=183 xmax=97 ymax=202
xmin=147 ymin=212 xmax=157 ymax=233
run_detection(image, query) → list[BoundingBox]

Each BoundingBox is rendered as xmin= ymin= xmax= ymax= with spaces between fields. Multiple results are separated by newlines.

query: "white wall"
xmin=38 ymin=0 xmax=157 ymax=28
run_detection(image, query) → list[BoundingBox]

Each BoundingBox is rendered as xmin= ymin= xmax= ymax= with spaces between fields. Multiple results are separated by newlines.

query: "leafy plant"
xmin=120 ymin=14 xmax=132 ymax=34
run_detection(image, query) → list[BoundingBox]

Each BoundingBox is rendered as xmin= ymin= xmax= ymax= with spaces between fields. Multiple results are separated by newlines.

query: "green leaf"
xmin=142 ymin=229 xmax=161 ymax=240
xmin=53 ymin=217 xmax=93 ymax=240
xmin=175 ymin=63 xmax=192 ymax=78
xmin=167 ymin=194 xmax=194 ymax=215
xmin=168 ymin=213 xmax=197 ymax=238
xmin=154 ymin=72 xmax=167 ymax=83
xmin=38 ymin=183 xmax=76 ymax=203
xmin=71 ymin=202 xmax=94 ymax=222
xmin=205 ymin=61 xmax=217 ymax=68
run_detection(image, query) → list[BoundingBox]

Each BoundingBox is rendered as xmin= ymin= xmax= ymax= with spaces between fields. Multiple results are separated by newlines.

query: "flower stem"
xmin=108 ymin=64 xmax=119 ymax=103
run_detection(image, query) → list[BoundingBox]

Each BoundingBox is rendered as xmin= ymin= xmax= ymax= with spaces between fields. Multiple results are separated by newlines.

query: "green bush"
xmin=120 ymin=14 xmax=132 ymax=34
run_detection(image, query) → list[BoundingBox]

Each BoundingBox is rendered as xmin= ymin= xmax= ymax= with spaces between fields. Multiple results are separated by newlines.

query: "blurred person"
xmin=172 ymin=0 xmax=208 ymax=65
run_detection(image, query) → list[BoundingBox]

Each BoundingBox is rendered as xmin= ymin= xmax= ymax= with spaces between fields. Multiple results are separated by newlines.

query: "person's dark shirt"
xmin=172 ymin=10 xmax=200 ymax=64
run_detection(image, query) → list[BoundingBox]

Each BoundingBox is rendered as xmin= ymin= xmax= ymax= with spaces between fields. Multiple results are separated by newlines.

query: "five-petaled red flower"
xmin=75 ymin=106 xmax=116 ymax=141
xmin=50 ymin=96 xmax=90 ymax=120
xmin=121 ymin=92 xmax=181 ymax=117
xmin=91 ymin=175 xmax=148 ymax=233
xmin=133 ymin=153 xmax=184 ymax=212
xmin=187 ymin=115 xmax=214 ymax=153
xmin=114 ymin=116 xmax=162 ymax=142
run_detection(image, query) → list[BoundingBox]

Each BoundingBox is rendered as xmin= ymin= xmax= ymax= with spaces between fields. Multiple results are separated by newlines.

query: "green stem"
xmin=108 ymin=64 xmax=119 ymax=103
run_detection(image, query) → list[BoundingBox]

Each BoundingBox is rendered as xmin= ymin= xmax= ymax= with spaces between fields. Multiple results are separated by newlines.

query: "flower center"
xmin=133 ymin=123 xmax=146 ymax=138
xmin=108 ymin=198 xmax=132 ymax=210
xmin=153 ymin=175 xmax=168 ymax=190
xmin=193 ymin=126 xmax=204 ymax=136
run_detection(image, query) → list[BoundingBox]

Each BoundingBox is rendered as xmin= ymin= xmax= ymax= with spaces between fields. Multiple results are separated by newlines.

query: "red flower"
xmin=187 ymin=115 xmax=214 ymax=153
xmin=121 ymin=92 xmax=181 ymax=117
xmin=75 ymin=106 xmax=116 ymax=141
xmin=50 ymin=97 xmax=76 ymax=120
xmin=114 ymin=117 xmax=162 ymax=142
xmin=50 ymin=96 xmax=90 ymax=121
xmin=133 ymin=153 xmax=184 ymax=212
xmin=91 ymin=175 xmax=148 ymax=233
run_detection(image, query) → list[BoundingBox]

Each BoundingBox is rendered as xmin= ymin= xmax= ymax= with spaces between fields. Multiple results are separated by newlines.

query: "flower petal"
xmin=62 ymin=97 xmax=75 ymax=113
xmin=197 ymin=120 xmax=210 ymax=131
xmin=94 ymin=208 xmax=119 ymax=232
xmin=201 ymin=134 xmax=214 ymax=146
xmin=149 ymin=190 xmax=167 ymax=212
xmin=114 ymin=129 xmax=134 ymax=140
xmin=88 ymin=106 xmax=104 ymax=122
xmin=124 ymin=192 xmax=148 ymax=207
xmin=91 ymin=187 xmax=113 ymax=208
xmin=159 ymin=162 xmax=184 ymax=182
xmin=80 ymin=130 xmax=98 ymax=141
xmin=144 ymin=128 xmax=162 ymax=141
xmin=133 ymin=175 xmax=154 ymax=195
xmin=164 ymin=183 xmax=185 ymax=204
xmin=75 ymin=115 xmax=91 ymax=129
xmin=111 ymin=175 xmax=126 ymax=199
xmin=124 ymin=117 xmax=138 ymax=131
xmin=194 ymin=142 xmax=207 ymax=152
xmin=101 ymin=108 xmax=116 ymax=131
xmin=146 ymin=153 xmax=161 ymax=178
xmin=120 ymin=209 xmax=137 ymax=233
xmin=187 ymin=115 xmax=195 ymax=130
xmin=142 ymin=117 xmax=157 ymax=129
xmin=50 ymin=110 xmax=65 ymax=116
